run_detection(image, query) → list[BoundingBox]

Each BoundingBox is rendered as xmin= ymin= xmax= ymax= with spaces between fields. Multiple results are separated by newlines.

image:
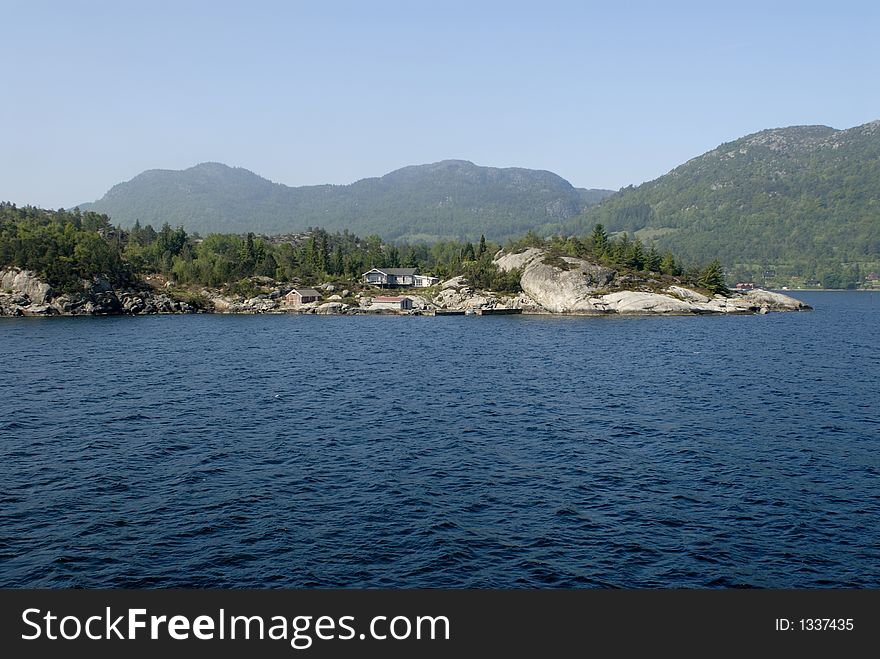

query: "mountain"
xmin=566 ymin=120 xmax=880 ymax=276
xmin=79 ymin=160 xmax=613 ymax=242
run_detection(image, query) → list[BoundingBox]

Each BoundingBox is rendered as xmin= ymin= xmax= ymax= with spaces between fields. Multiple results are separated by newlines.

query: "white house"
xmin=362 ymin=267 xmax=437 ymax=288
xmin=414 ymin=274 xmax=440 ymax=287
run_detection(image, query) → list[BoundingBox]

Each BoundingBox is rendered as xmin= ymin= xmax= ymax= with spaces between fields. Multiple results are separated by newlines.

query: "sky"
xmin=2 ymin=0 xmax=879 ymax=208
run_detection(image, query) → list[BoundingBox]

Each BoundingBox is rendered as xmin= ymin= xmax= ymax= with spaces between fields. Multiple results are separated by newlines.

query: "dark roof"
xmin=364 ymin=267 xmax=418 ymax=276
xmin=374 ymin=296 xmax=410 ymax=302
xmin=289 ymin=288 xmax=321 ymax=297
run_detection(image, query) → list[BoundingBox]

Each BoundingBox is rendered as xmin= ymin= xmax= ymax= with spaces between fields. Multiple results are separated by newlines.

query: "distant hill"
xmin=79 ymin=160 xmax=613 ymax=242
xmin=566 ymin=120 xmax=880 ymax=276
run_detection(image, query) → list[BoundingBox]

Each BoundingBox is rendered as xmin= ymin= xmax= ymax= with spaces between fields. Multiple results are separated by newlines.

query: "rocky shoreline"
xmin=488 ymin=248 xmax=812 ymax=315
xmin=0 ymin=269 xmax=197 ymax=317
xmin=1 ymin=251 xmax=812 ymax=319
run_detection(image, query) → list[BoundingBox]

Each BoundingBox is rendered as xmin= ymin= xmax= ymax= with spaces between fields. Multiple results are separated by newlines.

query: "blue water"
xmin=1 ymin=291 xmax=877 ymax=588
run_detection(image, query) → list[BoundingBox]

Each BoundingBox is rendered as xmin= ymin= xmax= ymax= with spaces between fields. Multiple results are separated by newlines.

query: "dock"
xmin=476 ymin=308 xmax=522 ymax=315
xmin=431 ymin=308 xmax=522 ymax=316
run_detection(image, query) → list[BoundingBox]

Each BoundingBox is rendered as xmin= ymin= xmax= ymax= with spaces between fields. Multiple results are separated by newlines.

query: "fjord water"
xmin=1 ymin=292 xmax=877 ymax=588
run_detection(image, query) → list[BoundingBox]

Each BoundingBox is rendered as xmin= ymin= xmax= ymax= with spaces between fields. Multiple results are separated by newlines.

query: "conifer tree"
xmin=645 ymin=243 xmax=662 ymax=272
xmin=590 ymin=223 xmax=608 ymax=255
xmin=698 ymin=259 xmax=729 ymax=295
xmin=660 ymin=250 xmax=680 ymax=276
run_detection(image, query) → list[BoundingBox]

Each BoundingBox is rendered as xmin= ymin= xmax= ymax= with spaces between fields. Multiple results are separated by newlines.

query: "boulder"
xmin=461 ymin=295 xmax=495 ymax=310
xmin=241 ymin=296 xmax=278 ymax=312
xmin=0 ymin=268 xmax=54 ymax=304
xmin=665 ymin=286 xmax=710 ymax=303
xmin=54 ymin=296 xmax=84 ymax=313
xmin=316 ymin=302 xmax=349 ymax=314
xmin=212 ymin=297 xmax=233 ymax=312
xmin=491 ymin=249 xmax=810 ymax=315
xmin=692 ymin=295 xmax=758 ymax=314
xmin=493 ymin=249 xmax=617 ymax=313
xmin=518 ymin=258 xmax=615 ymax=313
xmin=120 ymin=293 xmax=146 ymax=315
xmin=433 ymin=288 xmax=466 ymax=309
xmin=22 ymin=304 xmax=56 ymax=316
xmin=495 ymin=293 xmax=544 ymax=312
xmin=601 ymin=291 xmax=696 ymax=314
xmin=0 ymin=292 xmax=25 ymax=316
xmin=88 ymin=277 xmax=113 ymax=295
xmin=405 ymin=294 xmax=433 ymax=310
xmin=493 ymin=247 xmax=544 ymax=273
xmin=440 ymin=275 xmax=468 ymax=290
xmin=91 ymin=292 xmax=121 ymax=314
xmin=742 ymin=289 xmax=812 ymax=311
xmin=156 ymin=295 xmax=177 ymax=313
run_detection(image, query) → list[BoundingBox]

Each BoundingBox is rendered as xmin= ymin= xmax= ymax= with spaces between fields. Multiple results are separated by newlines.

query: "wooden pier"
xmin=476 ymin=308 xmax=522 ymax=315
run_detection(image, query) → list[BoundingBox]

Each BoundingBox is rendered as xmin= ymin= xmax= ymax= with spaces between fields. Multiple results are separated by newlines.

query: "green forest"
xmin=0 ymin=203 xmax=520 ymax=295
xmin=1 ymin=203 xmax=729 ymax=300
xmin=566 ymin=123 xmax=880 ymax=288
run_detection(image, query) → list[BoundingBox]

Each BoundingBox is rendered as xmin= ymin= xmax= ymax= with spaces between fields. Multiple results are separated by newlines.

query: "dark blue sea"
xmin=1 ymin=291 xmax=877 ymax=588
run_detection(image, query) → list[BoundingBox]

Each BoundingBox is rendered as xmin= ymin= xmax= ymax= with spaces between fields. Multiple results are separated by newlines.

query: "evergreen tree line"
xmin=0 ymin=203 xmax=132 ymax=292
xmin=0 ymin=204 xmax=521 ymax=292
xmin=505 ymin=224 xmax=729 ymax=295
xmin=1 ymin=203 xmax=714 ymax=295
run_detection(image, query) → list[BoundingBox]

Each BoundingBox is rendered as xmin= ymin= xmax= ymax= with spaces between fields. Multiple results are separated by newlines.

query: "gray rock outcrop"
xmin=0 ymin=268 xmax=54 ymax=305
xmin=665 ymin=286 xmax=710 ymax=303
xmin=316 ymin=302 xmax=351 ymax=314
xmin=601 ymin=291 xmax=697 ymax=314
xmin=491 ymin=249 xmax=811 ymax=315
xmin=0 ymin=268 xmax=204 ymax=317
xmin=740 ymin=289 xmax=810 ymax=311
xmin=495 ymin=249 xmax=615 ymax=313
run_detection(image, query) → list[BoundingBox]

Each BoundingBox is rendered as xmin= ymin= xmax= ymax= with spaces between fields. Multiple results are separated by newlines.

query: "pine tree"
xmin=388 ymin=245 xmax=401 ymax=268
xmin=625 ymin=239 xmax=645 ymax=270
xmin=238 ymin=232 xmax=256 ymax=276
xmin=645 ymin=243 xmax=662 ymax=272
xmin=590 ymin=223 xmax=608 ymax=255
xmin=660 ymin=251 xmax=679 ymax=276
xmin=698 ymin=260 xmax=729 ymax=295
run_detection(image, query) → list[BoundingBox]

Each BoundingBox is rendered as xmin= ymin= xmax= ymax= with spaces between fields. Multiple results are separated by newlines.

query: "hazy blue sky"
xmin=2 ymin=0 xmax=878 ymax=208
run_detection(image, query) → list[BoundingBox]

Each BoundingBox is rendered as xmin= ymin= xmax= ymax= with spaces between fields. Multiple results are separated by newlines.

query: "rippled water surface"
xmin=1 ymin=291 xmax=878 ymax=588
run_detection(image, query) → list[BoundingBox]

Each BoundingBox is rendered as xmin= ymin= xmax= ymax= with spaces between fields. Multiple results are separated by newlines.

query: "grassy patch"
xmin=542 ymin=254 xmax=572 ymax=270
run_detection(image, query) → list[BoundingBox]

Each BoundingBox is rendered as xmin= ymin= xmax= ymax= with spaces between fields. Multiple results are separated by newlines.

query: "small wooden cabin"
xmin=284 ymin=288 xmax=322 ymax=307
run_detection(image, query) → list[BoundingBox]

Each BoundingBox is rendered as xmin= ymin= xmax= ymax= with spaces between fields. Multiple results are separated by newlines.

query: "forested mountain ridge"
xmin=79 ymin=160 xmax=613 ymax=242
xmin=566 ymin=120 xmax=880 ymax=283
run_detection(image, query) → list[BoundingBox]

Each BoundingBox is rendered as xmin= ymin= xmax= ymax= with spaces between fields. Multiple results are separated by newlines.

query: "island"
xmin=0 ymin=246 xmax=809 ymax=318
xmin=0 ymin=204 xmax=813 ymax=318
